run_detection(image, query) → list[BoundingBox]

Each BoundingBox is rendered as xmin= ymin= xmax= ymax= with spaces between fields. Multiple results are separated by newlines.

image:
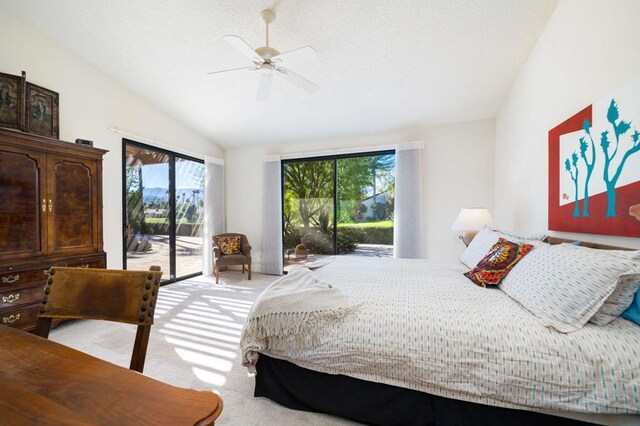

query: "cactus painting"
xmin=549 ymin=75 xmax=640 ymax=238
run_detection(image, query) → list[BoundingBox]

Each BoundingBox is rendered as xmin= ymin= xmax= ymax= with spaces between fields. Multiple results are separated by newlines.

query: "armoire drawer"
xmin=0 ymin=302 xmax=41 ymax=330
xmin=0 ymin=269 xmax=47 ymax=290
xmin=66 ymin=257 xmax=106 ymax=269
xmin=0 ymin=282 xmax=45 ymax=310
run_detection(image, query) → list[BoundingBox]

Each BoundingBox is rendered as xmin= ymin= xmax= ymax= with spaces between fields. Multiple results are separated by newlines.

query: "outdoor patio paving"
xmin=127 ymin=235 xmax=203 ymax=279
xmin=284 ymin=243 xmax=393 ymax=272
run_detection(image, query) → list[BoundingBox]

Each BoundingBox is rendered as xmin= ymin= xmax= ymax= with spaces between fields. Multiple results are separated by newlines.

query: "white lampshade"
xmin=451 ymin=208 xmax=496 ymax=232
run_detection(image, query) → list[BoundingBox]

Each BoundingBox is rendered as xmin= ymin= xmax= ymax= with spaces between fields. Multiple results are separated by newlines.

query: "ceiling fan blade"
xmin=275 ymin=67 xmax=319 ymax=95
xmin=206 ymin=66 xmax=257 ymax=76
xmin=271 ymin=46 xmax=318 ymax=65
xmin=223 ymin=35 xmax=263 ymax=64
xmin=257 ymin=73 xmax=273 ymax=102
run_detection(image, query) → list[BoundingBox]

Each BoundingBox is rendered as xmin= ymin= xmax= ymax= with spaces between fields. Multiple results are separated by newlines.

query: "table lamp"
xmin=451 ymin=208 xmax=496 ymax=246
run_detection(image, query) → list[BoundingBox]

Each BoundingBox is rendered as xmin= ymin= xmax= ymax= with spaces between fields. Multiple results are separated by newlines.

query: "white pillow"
xmin=581 ymin=245 xmax=640 ymax=326
xmin=459 ymin=225 xmax=547 ymax=269
xmin=499 ymin=243 xmax=639 ymax=332
xmin=590 ymin=272 xmax=640 ymax=325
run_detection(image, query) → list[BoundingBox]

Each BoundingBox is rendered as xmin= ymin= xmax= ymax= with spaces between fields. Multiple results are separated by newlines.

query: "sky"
xmin=140 ymin=161 xmax=204 ymax=190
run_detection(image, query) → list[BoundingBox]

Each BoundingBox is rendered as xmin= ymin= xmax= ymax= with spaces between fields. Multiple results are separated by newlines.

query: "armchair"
xmin=212 ymin=233 xmax=252 ymax=284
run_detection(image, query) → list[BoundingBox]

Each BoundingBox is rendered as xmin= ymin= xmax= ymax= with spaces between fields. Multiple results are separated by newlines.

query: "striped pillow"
xmin=499 ymin=243 xmax=638 ymax=332
xmin=583 ymin=245 xmax=640 ymax=325
xmin=590 ymin=272 xmax=640 ymax=325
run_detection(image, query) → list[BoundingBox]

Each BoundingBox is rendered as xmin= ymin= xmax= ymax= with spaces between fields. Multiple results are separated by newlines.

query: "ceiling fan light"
xmin=259 ymin=63 xmax=274 ymax=74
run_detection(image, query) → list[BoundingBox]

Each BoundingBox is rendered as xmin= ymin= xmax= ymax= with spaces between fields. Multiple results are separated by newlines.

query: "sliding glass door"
xmin=123 ymin=140 xmax=204 ymax=282
xmin=282 ymin=159 xmax=336 ymax=269
xmin=175 ymin=157 xmax=205 ymax=278
xmin=282 ymin=151 xmax=395 ymax=271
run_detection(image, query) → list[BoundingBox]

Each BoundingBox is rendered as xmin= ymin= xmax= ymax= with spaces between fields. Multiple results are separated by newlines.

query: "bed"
xmin=240 ymin=237 xmax=640 ymax=426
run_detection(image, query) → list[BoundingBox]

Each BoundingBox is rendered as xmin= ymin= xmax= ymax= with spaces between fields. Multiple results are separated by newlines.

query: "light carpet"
xmin=49 ymin=272 xmax=358 ymax=426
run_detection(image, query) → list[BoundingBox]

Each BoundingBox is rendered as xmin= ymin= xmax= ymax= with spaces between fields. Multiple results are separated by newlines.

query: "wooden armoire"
xmin=0 ymin=128 xmax=107 ymax=330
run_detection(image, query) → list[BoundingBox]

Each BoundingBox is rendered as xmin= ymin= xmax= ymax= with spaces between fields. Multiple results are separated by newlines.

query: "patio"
xmin=284 ymin=243 xmax=393 ymax=272
xmin=127 ymin=235 xmax=203 ymax=279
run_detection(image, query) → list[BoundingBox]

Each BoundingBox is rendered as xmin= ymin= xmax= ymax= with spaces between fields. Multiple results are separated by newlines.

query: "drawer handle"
xmin=2 ymin=293 xmax=20 ymax=303
xmin=78 ymin=264 xmax=90 ymax=268
xmin=1 ymin=274 xmax=19 ymax=284
xmin=2 ymin=313 xmax=20 ymax=324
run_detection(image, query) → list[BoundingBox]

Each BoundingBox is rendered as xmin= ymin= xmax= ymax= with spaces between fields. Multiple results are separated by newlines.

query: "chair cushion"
xmin=216 ymin=254 xmax=250 ymax=267
xmin=217 ymin=236 xmax=241 ymax=255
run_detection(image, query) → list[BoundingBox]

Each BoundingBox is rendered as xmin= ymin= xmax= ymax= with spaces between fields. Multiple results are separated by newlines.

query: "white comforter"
xmin=242 ymin=257 xmax=640 ymax=415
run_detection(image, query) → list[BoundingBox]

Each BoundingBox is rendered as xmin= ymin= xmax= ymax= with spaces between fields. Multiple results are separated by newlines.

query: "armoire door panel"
xmin=46 ymin=155 xmax=98 ymax=255
xmin=0 ymin=128 xmax=107 ymax=332
xmin=0 ymin=148 xmax=48 ymax=260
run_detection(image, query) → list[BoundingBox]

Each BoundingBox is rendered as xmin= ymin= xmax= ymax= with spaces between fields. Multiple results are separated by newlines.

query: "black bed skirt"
xmin=254 ymin=355 xmax=593 ymax=426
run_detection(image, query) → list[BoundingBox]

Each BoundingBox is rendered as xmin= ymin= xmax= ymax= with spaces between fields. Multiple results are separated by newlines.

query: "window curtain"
xmin=393 ymin=142 xmax=424 ymax=259
xmin=262 ymin=155 xmax=283 ymax=275
xmin=203 ymin=156 xmax=225 ymax=276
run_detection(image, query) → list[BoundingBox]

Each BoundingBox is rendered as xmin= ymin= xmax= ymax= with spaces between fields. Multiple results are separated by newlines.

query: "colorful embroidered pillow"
xmin=459 ymin=225 xmax=546 ymax=269
xmin=464 ymin=238 xmax=533 ymax=287
xmin=216 ymin=236 xmax=241 ymax=255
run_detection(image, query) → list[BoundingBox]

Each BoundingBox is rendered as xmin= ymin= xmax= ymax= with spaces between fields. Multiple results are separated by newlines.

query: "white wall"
xmin=495 ymin=0 xmax=640 ymax=248
xmin=0 ymin=6 xmax=223 ymax=268
xmin=226 ymin=118 xmax=495 ymax=271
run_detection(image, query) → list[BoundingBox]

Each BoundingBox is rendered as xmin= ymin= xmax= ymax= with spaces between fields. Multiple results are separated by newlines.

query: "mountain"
xmin=143 ymin=187 xmax=167 ymax=203
xmin=143 ymin=187 xmax=201 ymax=203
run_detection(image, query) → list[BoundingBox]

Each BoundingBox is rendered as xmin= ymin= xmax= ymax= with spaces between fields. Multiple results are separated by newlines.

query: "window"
xmin=282 ymin=151 xmax=395 ymax=271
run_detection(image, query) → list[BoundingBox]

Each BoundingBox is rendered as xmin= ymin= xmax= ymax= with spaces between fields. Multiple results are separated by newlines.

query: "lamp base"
xmin=459 ymin=231 xmax=478 ymax=247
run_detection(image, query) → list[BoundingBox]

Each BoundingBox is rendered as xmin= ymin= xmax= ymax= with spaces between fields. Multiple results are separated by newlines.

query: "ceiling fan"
xmin=207 ymin=9 xmax=319 ymax=102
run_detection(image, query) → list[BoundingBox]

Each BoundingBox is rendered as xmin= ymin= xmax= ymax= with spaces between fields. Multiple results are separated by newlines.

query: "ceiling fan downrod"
xmin=262 ymin=9 xmax=275 ymax=48
xmin=256 ymin=10 xmax=279 ymax=61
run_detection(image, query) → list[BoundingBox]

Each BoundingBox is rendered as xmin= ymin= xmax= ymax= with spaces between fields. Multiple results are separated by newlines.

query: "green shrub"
xmin=338 ymin=227 xmax=365 ymax=243
xmin=301 ymin=230 xmax=333 ymax=254
xmin=339 ymin=226 xmax=393 ymax=245
xmin=285 ymin=228 xmax=333 ymax=253
xmin=337 ymin=232 xmax=357 ymax=254
xmin=284 ymin=228 xmax=302 ymax=250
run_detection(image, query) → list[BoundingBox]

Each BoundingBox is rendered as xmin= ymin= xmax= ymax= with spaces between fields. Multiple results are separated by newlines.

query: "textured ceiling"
xmin=1 ymin=0 xmax=558 ymax=147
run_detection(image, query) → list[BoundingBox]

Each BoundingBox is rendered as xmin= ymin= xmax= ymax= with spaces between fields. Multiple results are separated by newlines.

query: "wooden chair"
xmin=212 ymin=233 xmax=252 ymax=284
xmin=34 ymin=266 xmax=163 ymax=374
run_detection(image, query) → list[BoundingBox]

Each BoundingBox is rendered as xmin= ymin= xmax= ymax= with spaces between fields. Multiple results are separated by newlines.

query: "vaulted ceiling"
xmin=1 ymin=0 xmax=558 ymax=147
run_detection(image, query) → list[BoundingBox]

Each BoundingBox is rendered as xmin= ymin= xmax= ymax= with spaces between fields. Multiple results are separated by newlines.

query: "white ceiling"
xmin=1 ymin=0 xmax=558 ymax=148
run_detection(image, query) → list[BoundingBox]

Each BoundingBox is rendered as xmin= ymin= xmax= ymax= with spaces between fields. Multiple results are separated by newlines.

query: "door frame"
xmin=121 ymin=139 xmax=204 ymax=283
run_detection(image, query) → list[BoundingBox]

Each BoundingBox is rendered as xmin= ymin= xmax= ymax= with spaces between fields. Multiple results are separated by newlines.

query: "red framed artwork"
xmin=549 ymin=75 xmax=640 ymax=238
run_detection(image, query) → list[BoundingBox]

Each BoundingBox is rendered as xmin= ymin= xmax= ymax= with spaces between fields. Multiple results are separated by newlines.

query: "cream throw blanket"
xmin=240 ymin=267 xmax=360 ymax=372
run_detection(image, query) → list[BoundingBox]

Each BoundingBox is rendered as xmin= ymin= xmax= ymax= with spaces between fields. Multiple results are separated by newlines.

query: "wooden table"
xmin=0 ymin=325 xmax=223 ymax=425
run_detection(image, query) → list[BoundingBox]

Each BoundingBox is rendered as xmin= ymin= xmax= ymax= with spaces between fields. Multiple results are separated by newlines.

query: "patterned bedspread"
xmin=243 ymin=257 xmax=640 ymax=415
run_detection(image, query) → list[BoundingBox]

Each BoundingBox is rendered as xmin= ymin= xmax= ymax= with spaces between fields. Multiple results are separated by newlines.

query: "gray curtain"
xmin=203 ymin=156 xmax=225 ymax=275
xmin=393 ymin=142 xmax=424 ymax=258
xmin=261 ymin=156 xmax=283 ymax=275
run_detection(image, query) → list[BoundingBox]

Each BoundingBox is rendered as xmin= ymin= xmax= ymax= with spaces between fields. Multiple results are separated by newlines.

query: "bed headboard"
xmin=547 ymin=237 xmax=635 ymax=251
